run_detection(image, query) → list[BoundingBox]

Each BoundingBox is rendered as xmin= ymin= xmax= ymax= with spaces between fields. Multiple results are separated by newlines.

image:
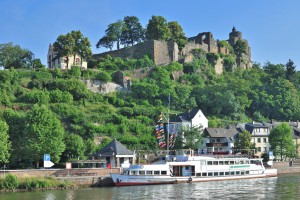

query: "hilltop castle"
xmin=93 ymin=27 xmax=252 ymax=74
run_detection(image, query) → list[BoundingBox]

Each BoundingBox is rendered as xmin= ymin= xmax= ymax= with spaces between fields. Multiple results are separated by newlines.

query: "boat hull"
xmin=111 ymin=168 xmax=277 ymax=186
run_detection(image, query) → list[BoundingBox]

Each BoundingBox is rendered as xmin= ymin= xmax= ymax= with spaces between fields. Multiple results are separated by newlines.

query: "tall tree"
xmin=0 ymin=120 xmax=11 ymax=165
xmin=121 ymin=16 xmax=144 ymax=46
xmin=233 ymin=130 xmax=254 ymax=155
xmin=168 ymin=21 xmax=187 ymax=50
xmin=0 ymin=43 xmax=33 ymax=69
xmin=24 ymin=104 xmax=65 ymax=167
xmin=53 ymin=30 xmax=92 ymax=69
xmin=2 ymin=109 xmax=26 ymax=167
xmin=285 ymin=59 xmax=296 ymax=81
xmin=62 ymin=134 xmax=86 ymax=161
xmin=96 ymin=36 xmax=114 ymax=51
xmin=146 ymin=16 xmax=170 ymax=41
xmin=96 ymin=20 xmax=124 ymax=50
xmin=70 ymin=30 xmax=92 ymax=65
xmin=269 ymin=123 xmax=295 ymax=160
xmin=53 ymin=33 xmax=74 ymax=69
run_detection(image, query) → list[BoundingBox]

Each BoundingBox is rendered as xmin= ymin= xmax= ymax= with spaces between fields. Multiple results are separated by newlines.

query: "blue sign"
xmin=269 ymin=151 xmax=273 ymax=157
xmin=44 ymin=154 xmax=50 ymax=161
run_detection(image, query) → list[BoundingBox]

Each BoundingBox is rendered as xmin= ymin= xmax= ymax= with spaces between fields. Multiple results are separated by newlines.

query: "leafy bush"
xmin=95 ymin=71 xmax=112 ymax=82
xmin=4 ymin=174 xmax=18 ymax=190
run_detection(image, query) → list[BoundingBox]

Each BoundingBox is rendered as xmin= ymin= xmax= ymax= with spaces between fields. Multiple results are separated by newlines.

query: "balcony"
xmin=206 ymin=142 xmax=228 ymax=147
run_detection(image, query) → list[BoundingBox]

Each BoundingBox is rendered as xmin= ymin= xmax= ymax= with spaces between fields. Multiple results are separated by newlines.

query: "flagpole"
xmin=167 ymin=94 xmax=170 ymax=158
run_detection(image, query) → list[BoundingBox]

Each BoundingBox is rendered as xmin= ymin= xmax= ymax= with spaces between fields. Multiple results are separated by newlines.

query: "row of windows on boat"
xmin=127 ymin=170 xmax=256 ymax=176
xmin=206 ymin=160 xmax=261 ymax=165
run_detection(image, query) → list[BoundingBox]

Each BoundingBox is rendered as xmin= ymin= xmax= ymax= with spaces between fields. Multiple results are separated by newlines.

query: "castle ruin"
xmin=92 ymin=27 xmax=252 ymax=73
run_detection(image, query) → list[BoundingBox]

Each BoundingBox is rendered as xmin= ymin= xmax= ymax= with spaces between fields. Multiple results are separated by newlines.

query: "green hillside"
xmin=0 ymin=55 xmax=300 ymax=168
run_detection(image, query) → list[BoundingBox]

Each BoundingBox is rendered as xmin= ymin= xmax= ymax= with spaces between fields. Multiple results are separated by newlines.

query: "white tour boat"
xmin=110 ymin=153 xmax=277 ymax=186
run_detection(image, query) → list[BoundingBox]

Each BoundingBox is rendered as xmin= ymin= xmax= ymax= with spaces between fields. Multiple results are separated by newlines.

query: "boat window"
xmin=235 ymin=160 xmax=239 ymax=164
xmin=241 ymin=171 xmax=245 ymax=175
xmin=245 ymin=160 xmax=249 ymax=164
xmin=240 ymin=160 xmax=244 ymax=164
xmin=214 ymin=172 xmax=218 ymax=176
xmin=213 ymin=161 xmax=218 ymax=165
xmin=161 ymin=171 xmax=167 ymax=175
xmin=207 ymin=161 xmax=212 ymax=165
xmin=219 ymin=161 xmax=224 ymax=165
xmin=220 ymin=172 xmax=224 ymax=176
xmin=146 ymin=171 xmax=153 ymax=175
xmin=225 ymin=172 xmax=229 ymax=176
xmin=185 ymin=166 xmax=189 ymax=170
xmin=154 ymin=171 xmax=160 ymax=175
xmin=202 ymin=173 xmax=207 ymax=177
xmin=139 ymin=171 xmax=145 ymax=175
xmin=230 ymin=161 xmax=234 ymax=165
xmin=132 ymin=171 xmax=138 ymax=175
xmin=225 ymin=161 xmax=229 ymax=165
xmin=245 ymin=171 xmax=250 ymax=174
xmin=208 ymin=172 xmax=213 ymax=176
xmin=236 ymin=171 xmax=240 ymax=175
xmin=230 ymin=171 xmax=235 ymax=175
xmin=196 ymin=173 xmax=201 ymax=177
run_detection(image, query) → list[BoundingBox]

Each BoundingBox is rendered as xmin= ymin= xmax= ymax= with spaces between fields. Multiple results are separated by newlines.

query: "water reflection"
xmin=0 ymin=174 xmax=300 ymax=200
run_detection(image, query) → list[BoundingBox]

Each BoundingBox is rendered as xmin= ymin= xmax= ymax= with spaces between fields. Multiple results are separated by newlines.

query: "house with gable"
xmin=172 ymin=108 xmax=208 ymax=130
xmin=237 ymin=121 xmax=271 ymax=157
xmin=203 ymin=128 xmax=239 ymax=154
xmin=94 ymin=139 xmax=134 ymax=168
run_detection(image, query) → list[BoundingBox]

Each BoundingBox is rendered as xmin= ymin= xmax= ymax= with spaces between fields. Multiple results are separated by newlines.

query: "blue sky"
xmin=1 ymin=0 xmax=300 ymax=69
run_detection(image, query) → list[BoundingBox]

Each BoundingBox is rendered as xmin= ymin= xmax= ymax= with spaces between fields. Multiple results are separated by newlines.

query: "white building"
xmin=172 ymin=109 xmax=208 ymax=130
xmin=47 ymin=44 xmax=87 ymax=69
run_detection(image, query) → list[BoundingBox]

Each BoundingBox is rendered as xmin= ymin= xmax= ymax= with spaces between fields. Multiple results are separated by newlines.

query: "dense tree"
xmin=0 ymin=120 xmax=11 ymax=164
xmin=24 ymin=104 xmax=65 ymax=167
xmin=175 ymin=126 xmax=204 ymax=150
xmin=263 ymin=62 xmax=286 ymax=80
xmin=269 ymin=123 xmax=295 ymax=160
xmin=97 ymin=20 xmax=124 ymax=50
xmin=168 ymin=21 xmax=187 ymax=50
xmin=121 ymin=16 xmax=144 ymax=46
xmin=54 ymin=30 xmax=92 ymax=69
xmin=233 ymin=130 xmax=254 ymax=155
xmin=233 ymin=40 xmax=246 ymax=58
xmin=63 ymin=134 xmax=86 ymax=160
xmin=32 ymin=58 xmax=45 ymax=69
xmin=0 ymin=43 xmax=33 ymax=69
xmin=146 ymin=16 xmax=170 ymax=41
xmin=96 ymin=36 xmax=114 ymax=51
xmin=285 ymin=59 xmax=296 ymax=81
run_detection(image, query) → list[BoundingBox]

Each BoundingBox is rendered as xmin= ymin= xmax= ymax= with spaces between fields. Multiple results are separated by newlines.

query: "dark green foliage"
xmin=3 ymin=174 xmax=18 ymax=190
xmin=95 ymin=71 xmax=112 ymax=82
xmin=121 ymin=16 xmax=144 ymax=46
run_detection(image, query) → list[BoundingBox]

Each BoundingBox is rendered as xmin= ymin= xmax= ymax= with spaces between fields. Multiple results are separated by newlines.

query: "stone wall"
xmin=93 ymin=40 xmax=178 ymax=66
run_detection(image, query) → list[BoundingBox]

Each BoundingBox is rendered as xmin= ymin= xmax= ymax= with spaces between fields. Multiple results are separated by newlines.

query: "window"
xmin=225 ymin=161 xmax=229 ymax=165
xmin=241 ymin=171 xmax=245 ymax=175
xmin=230 ymin=171 xmax=235 ymax=175
xmin=264 ymin=147 xmax=267 ymax=152
xmin=236 ymin=171 xmax=240 ymax=175
xmin=245 ymin=171 xmax=250 ymax=174
xmin=258 ymin=147 xmax=261 ymax=152
xmin=230 ymin=161 xmax=234 ymax=165
xmin=217 ymin=138 xmax=221 ymax=142
xmin=161 ymin=171 xmax=167 ymax=175
xmin=208 ymin=172 xmax=213 ymax=176
xmin=225 ymin=172 xmax=230 ymax=176
xmin=154 ymin=171 xmax=160 ymax=175
xmin=263 ymin=138 xmax=267 ymax=143
xmin=185 ymin=166 xmax=189 ymax=170
xmin=207 ymin=161 xmax=213 ymax=165
xmin=202 ymin=173 xmax=207 ymax=177
xmin=213 ymin=161 xmax=218 ymax=165
xmin=214 ymin=172 xmax=218 ymax=176
xmin=220 ymin=172 xmax=224 ymax=176
xmin=146 ymin=171 xmax=153 ymax=175
xmin=257 ymin=138 xmax=261 ymax=143
xmin=132 ymin=171 xmax=138 ymax=175
xmin=139 ymin=171 xmax=145 ymax=175
xmin=219 ymin=161 xmax=224 ymax=165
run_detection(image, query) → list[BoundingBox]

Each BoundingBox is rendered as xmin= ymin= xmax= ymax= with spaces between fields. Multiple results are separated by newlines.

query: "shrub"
xmin=4 ymin=174 xmax=18 ymax=190
xmin=95 ymin=71 xmax=112 ymax=82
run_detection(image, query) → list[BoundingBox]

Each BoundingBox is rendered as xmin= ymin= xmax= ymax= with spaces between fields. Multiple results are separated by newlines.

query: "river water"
xmin=0 ymin=174 xmax=299 ymax=200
